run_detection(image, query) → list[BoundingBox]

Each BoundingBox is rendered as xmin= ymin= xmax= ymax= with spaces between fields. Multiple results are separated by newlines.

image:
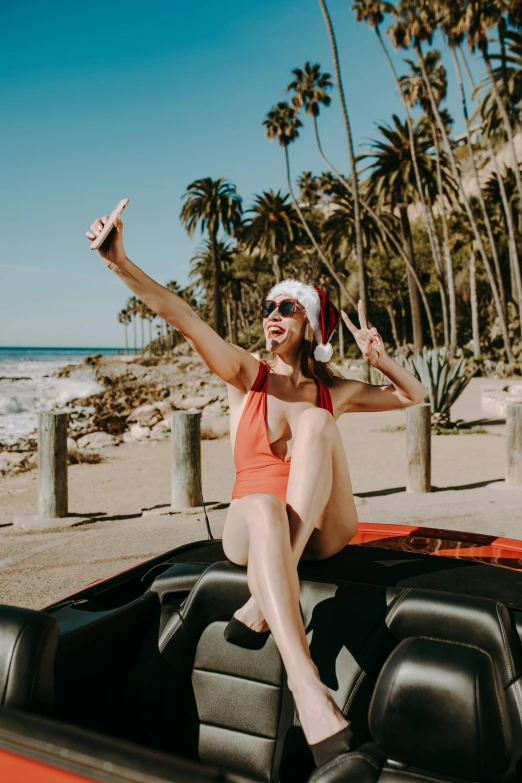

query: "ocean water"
xmin=0 ymin=347 xmax=123 ymax=446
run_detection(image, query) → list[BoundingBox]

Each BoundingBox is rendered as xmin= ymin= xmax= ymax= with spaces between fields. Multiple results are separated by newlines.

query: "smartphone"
xmin=90 ymin=198 xmax=129 ymax=250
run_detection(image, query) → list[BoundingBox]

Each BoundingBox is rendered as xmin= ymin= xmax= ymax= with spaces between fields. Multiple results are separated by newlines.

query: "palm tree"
xmin=360 ymin=114 xmax=441 ymax=349
xmin=432 ymin=17 xmax=509 ymax=327
xmin=284 ymin=59 xmax=435 ymax=338
xmin=296 ymin=171 xmax=321 ymax=207
xmin=262 ymin=101 xmax=358 ymax=308
xmin=464 ymin=38 xmax=522 ymax=335
xmin=353 ymin=2 xmax=451 ymax=341
xmin=117 ymin=308 xmax=131 ymax=354
xmin=387 ymin=0 xmax=515 ymax=363
xmin=461 ymin=0 xmax=522 ymax=208
xmin=323 ymin=188 xmax=391 ymax=260
xmin=475 ymin=29 xmax=522 ymax=141
xmin=241 ymin=190 xmax=301 ymax=283
xmin=314 ymin=8 xmax=368 ymax=319
xmin=180 ymin=177 xmax=242 ymax=337
xmin=483 ymin=163 xmax=522 ymax=332
xmin=127 ymin=296 xmax=139 ymax=355
xmin=399 ymin=51 xmax=457 ymax=354
xmin=189 ymin=238 xmax=236 ymax=333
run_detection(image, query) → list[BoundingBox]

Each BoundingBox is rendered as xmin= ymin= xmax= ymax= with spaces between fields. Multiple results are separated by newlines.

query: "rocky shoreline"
xmin=0 ymin=347 xmax=361 ymax=477
xmin=0 ymin=346 xmax=236 ymax=476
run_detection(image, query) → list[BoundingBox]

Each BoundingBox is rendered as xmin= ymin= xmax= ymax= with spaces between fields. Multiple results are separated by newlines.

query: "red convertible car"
xmin=1 ymin=521 xmax=522 ymax=782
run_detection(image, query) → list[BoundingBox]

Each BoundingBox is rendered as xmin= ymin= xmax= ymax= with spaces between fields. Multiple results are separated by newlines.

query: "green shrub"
xmin=396 ymin=348 xmax=476 ymax=426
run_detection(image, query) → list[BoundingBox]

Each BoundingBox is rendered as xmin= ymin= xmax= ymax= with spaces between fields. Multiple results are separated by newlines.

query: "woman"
xmin=86 ymin=210 xmax=427 ymax=768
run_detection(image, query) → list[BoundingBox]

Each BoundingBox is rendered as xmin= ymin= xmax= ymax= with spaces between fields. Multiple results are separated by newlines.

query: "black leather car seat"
xmin=0 ymin=604 xmax=58 ymax=714
xmin=308 ymin=635 xmax=512 ymax=783
xmin=136 ymin=562 xmax=296 ymax=782
xmin=135 ymin=564 xmax=522 ymax=783
xmin=384 ymin=587 xmax=522 ymax=765
xmin=135 ymin=563 xmax=398 ymax=782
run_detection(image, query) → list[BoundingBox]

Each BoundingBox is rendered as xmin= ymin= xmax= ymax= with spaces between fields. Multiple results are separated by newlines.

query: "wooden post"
xmin=38 ymin=412 xmax=68 ymax=518
xmin=506 ymin=402 xmax=522 ymax=485
xmin=170 ymin=411 xmax=203 ymax=509
xmin=406 ymin=403 xmax=431 ymax=493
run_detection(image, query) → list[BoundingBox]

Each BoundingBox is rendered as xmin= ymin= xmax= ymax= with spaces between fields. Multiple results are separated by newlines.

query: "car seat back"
xmin=0 ymin=605 xmax=58 ymax=714
xmin=308 ymin=636 xmax=512 ymax=783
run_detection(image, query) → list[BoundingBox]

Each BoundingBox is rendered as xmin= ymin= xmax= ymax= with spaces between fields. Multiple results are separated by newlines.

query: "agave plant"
xmin=397 ymin=348 xmax=476 ymax=428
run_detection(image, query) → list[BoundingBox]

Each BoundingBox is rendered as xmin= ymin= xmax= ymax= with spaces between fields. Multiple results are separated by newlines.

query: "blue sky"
xmin=1 ymin=0 xmax=484 ymax=347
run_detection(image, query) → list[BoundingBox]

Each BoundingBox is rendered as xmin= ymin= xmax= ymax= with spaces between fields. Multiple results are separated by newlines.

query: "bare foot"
xmin=234 ymin=596 xmax=269 ymax=633
xmin=289 ymin=671 xmax=349 ymax=745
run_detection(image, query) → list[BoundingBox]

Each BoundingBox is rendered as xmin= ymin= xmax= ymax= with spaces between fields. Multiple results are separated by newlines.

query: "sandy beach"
xmin=1 ymin=371 xmax=520 ymax=610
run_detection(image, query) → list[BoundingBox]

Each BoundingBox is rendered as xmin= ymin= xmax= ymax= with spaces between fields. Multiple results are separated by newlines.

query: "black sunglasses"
xmin=260 ymin=298 xmax=303 ymax=319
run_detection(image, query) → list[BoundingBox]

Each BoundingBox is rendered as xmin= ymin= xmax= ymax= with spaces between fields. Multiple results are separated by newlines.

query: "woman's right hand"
xmin=85 ymin=212 xmax=127 ymax=273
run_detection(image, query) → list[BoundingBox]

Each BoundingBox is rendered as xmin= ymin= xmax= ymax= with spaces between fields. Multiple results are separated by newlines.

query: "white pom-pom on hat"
xmin=313 ymin=342 xmax=333 ymax=362
xmin=266 ymin=278 xmax=339 ymax=362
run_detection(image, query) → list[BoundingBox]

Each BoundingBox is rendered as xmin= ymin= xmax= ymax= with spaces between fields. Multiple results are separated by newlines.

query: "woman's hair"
xmin=268 ymin=321 xmax=344 ymax=385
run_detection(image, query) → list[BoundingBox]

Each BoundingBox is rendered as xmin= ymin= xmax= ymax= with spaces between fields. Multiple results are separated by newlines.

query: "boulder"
xmin=152 ymin=419 xmax=171 ymax=433
xmin=92 ymin=412 xmax=127 ymax=435
xmin=0 ymin=451 xmax=29 ymax=474
xmin=77 ymin=431 xmax=117 ymax=449
xmin=67 ymin=437 xmax=78 ymax=454
xmin=150 ymin=419 xmax=170 ymax=440
xmin=126 ymin=404 xmax=162 ymax=428
xmin=176 ymin=395 xmax=217 ymax=411
xmin=126 ymin=423 xmax=151 ymax=441
xmin=155 ymin=400 xmax=174 ymax=418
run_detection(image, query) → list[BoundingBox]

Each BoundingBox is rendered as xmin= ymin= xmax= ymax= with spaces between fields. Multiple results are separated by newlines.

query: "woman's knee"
xmin=296 ymin=407 xmax=335 ymax=440
xmin=242 ymin=494 xmax=288 ymax=533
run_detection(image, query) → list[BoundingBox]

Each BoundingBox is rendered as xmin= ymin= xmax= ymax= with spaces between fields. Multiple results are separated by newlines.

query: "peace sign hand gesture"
xmin=341 ymin=300 xmax=386 ymax=367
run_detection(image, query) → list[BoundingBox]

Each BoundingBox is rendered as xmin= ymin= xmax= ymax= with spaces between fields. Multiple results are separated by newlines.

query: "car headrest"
xmin=386 ymin=589 xmax=522 ymax=687
xmin=369 ymin=637 xmax=511 ymax=781
xmin=0 ymin=605 xmax=58 ymax=714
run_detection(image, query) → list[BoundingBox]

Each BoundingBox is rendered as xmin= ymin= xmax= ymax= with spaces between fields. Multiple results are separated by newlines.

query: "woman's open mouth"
xmin=267 ymin=326 xmax=285 ymax=337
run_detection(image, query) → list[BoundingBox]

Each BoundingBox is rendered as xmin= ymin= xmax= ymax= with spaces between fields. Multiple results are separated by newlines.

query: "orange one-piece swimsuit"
xmin=232 ymin=360 xmax=334 ymax=506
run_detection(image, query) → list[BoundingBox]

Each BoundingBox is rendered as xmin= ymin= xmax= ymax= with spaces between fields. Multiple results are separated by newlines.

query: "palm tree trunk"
xmin=374 ymin=24 xmax=447 ymax=332
xmin=238 ymin=299 xmax=251 ymax=343
xmin=311 ymin=115 xmax=438 ymax=347
xmin=459 ymin=45 xmax=522 ymax=335
xmin=415 ymin=44 xmax=515 ymax=364
xmin=386 ymin=304 xmax=400 ymax=350
xmin=211 ymin=232 xmax=224 ymax=337
xmin=451 ymin=47 xmax=508 ymax=320
xmin=399 ymin=205 xmax=423 ymax=351
xmin=272 ymin=253 xmax=282 ymax=283
xmin=488 ymin=140 xmax=522 ymax=324
xmin=469 ymin=250 xmax=481 ymax=358
xmin=337 ymin=284 xmax=344 ymax=359
xmin=226 ymin=300 xmax=233 ymax=343
xmin=318 ymin=0 xmax=367 ymax=318
xmin=148 ymin=317 xmax=152 ymax=357
xmin=133 ymin=313 xmax=137 ymax=355
xmin=283 ymin=145 xmax=358 ymax=309
xmin=140 ymin=317 xmax=144 ymax=355
xmin=498 ymin=20 xmax=522 ymax=136
xmin=400 ymin=296 xmax=407 ymax=345
xmin=431 ymin=123 xmax=457 ymax=355
xmin=124 ymin=324 xmax=128 ymax=355
xmin=232 ymin=299 xmax=238 ymax=345
xmin=480 ymin=43 xmax=522 ymax=213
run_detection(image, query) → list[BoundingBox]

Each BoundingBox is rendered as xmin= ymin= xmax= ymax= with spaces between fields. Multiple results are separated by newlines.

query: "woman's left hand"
xmin=341 ymin=301 xmax=387 ymax=367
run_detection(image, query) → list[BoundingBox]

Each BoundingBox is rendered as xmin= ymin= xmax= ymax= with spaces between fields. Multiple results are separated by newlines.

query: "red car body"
xmin=2 ymin=521 xmax=522 ymax=782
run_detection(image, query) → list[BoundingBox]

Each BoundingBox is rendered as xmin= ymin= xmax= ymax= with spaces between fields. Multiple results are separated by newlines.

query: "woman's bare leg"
xmin=222 ymin=408 xmax=358 ymax=744
xmin=223 ymin=493 xmax=347 ymax=745
xmin=234 ymin=407 xmax=358 ymax=630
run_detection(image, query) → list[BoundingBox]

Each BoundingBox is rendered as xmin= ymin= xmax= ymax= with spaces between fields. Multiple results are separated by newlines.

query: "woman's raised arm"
xmin=86 ymin=211 xmax=259 ymax=392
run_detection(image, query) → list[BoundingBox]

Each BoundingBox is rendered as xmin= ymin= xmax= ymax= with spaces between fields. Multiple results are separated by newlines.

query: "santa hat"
xmin=266 ymin=278 xmax=340 ymax=362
